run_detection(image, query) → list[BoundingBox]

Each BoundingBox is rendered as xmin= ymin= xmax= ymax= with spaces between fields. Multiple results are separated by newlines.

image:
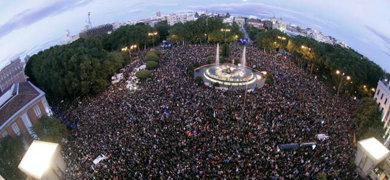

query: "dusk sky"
xmin=0 ymin=0 xmax=389 ymax=71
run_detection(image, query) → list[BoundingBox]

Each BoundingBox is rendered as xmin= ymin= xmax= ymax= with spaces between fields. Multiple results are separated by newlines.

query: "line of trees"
xmin=352 ymin=98 xmax=385 ymax=141
xmin=26 ymin=18 xmax=243 ymax=103
xmin=25 ymin=23 xmax=163 ymax=103
xmin=248 ymin=27 xmax=386 ymax=97
xmin=168 ymin=17 xmax=243 ymax=44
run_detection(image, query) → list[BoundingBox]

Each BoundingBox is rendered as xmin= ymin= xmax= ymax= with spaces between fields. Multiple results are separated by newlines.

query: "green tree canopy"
xmin=252 ymin=29 xmax=384 ymax=97
xmin=136 ymin=70 xmax=152 ymax=80
xmin=32 ymin=116 xmax=67 ymax=144
xmin=353 ymin=98 xmax=384 ymax=141
xmin=146 ymin=61 xmax=159 ymax=70
xmin=0 ymin=136 xmax=26 ymax=180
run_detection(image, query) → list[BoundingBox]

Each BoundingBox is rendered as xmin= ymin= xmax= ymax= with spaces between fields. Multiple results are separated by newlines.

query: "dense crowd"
xmin=60 ymin=44 xmax=358 ymax=179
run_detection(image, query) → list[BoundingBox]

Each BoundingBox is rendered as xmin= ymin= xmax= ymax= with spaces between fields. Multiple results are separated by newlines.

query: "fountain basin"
xmin=194 ymin=63 xmax=265 ymax=90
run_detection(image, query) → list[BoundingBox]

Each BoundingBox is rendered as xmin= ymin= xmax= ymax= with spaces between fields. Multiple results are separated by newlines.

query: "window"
xmin=12 ymin=123 xmax=20 ymax=136
xmin=34 ymin=105 xmax=42 ymax=118
xmin=385 ymin=98 xmax=388 ymax=105
xmin=1 ymin=131 xmax=8 ymax=137
xmin=377 ymin=89 xmax=381 ymax=95
xmin=382 ymin=94 xmax=384 ymax=100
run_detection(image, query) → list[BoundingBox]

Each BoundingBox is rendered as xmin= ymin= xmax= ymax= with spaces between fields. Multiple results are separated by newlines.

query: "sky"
xmin=0 ymin=0 xmax=389 ymax=71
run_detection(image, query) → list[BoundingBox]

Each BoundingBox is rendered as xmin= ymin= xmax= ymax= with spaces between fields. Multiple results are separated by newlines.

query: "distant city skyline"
xmin=0 ymin=0 xmax=389 ymax=71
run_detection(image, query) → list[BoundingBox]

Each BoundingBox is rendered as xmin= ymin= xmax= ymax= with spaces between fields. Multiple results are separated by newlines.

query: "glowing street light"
xmin=130 ymin=44 xmax=137 ymax=50
xmin=121 ymin=47 xmax=128 ymax=52
xmin=335 ymin=69 xmax=352 ymax=96
xmin=277 ymin=36 xmax=286 ymax=40
xmin=220 ymin=28 xmax=231 ymax=32
xmin=301 ymin=45 xmax=311 ymax=51
xmin=148 ymin=31 xmax=158 ymax=47
xmin=220 ymin=28 xmax=231 ymax=42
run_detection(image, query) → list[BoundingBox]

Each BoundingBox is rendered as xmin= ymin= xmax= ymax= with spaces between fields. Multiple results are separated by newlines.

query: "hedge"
xmin=146 ymin=61 xmax=159 ymax=70
xmin=145 ymin=53 xmax=159 ymax=62
xmin=148 ymin=50 xmax=161 ymax=57
xmin=136 ymin=70 xmax=152 ymax=80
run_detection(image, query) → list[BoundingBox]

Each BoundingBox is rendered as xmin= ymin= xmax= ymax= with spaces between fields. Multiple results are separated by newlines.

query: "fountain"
xmin=241 ymin=46 xmax=246 ymax=67
xmin=194 ymin=45 xmax=265 ymax=90
xmin=216 ymin=43 xmax=220 ymax=65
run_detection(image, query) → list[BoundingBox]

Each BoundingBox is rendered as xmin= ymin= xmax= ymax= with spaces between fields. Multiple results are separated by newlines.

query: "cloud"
xmin=0 ymin=0 xmax=92 ymax=38
xmin=382 ymin=50 xmax=390 ymax=58
xmin=365 ymin=25 xmax=390 ymax=45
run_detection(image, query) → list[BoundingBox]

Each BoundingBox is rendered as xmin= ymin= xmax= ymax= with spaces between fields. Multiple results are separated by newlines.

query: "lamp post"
xmin=335 ymin=69 xmax=352 ymax=96
xmin=277 ymin=36 xmax=286 ymax=50
xmin=148 ymin=31 xmax=158 ymax=47
xmin=220 ymin=28 xmax=231 ymax=43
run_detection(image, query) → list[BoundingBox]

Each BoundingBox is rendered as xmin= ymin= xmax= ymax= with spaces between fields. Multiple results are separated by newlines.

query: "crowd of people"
xmin=60 ymin=44 xmax=359 ymax=179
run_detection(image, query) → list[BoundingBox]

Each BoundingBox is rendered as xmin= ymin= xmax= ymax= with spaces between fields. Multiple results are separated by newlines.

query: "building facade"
xmin=247 ymin=19 xmax=264 ymax=29
xmin=0 ymin=82 xmax=51 ymax=139
xmin=166 ymin=12 xmax=197 ymax=26
xmin=374 ymin=79 xmax=390 ymax=145
xmin=0 ymin=58 xmax=26 ymax=93
xmin=234 ymin=17 xmax=246 ymax=27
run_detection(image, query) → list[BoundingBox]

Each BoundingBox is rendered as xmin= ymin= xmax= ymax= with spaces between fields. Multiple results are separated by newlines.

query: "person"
xmin=60 ymin=44 xmax=359 ymax=179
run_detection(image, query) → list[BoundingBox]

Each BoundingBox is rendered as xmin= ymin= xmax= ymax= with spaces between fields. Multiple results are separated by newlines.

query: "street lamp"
xmin=130 ymin=44 xmax=137 ymax=50
xmin=335 ymin=69 xmax=352 ymax=96
xmin=220 ymin=28 xmax=231 ymax=43
xmin=277 ymin=36 xmax=286 ymax=40
xmin=148 ymin=31 xmax=158 ymax=47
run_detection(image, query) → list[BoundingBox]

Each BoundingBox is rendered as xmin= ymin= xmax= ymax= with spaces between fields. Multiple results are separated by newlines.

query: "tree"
xmin=353 ymin=98 xmax=385 ymax=141
xmin=148 ymin=50 xmax=161 ymax=57
xmin=136 ymin=70 xmax=152 ymax=80
xmin=155 ymin=21 xmax=170 ymax=41
xmin=169 ymin=17 xmax=242 ymax=44
xmin=222 ymin=43 xmax=230 ymax=58
xmin=146 ymin=61 xmax=159 ymax=70
xmin=32 ymin=116 xmax=67 ymax=143
xmin=0 ymin=136 xmax=26 ymax=180
xmin=252 ymin=29 xmax=384 ymax=97
xmin=145 ymin=53 xmax=159 ymax=62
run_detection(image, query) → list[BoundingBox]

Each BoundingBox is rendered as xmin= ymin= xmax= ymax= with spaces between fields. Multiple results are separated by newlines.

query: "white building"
xmin=355 ymin=137 xmax=390 ymax=179
xmin=223 ymin=16 xmax=234 ymax=26
xmin=166 ymin=12 xmax=197 ymax=26
xmin=234 ymin=17 xmax=246 ymax=27
xmin=374 ymin=79 xmax=390 ymax=145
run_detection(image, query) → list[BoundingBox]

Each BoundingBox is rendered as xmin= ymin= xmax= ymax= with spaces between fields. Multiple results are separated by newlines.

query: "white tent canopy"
xmin=358 ymin=137 xmax=390 ymax=163
xmin=18 ymin=141 xmax=66 ymax=180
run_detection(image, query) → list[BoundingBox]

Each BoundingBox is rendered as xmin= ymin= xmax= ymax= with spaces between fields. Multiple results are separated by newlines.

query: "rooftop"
xmin=0 ymin=82 xmax=42 ymax=127
xmin=18 ymin=141 xmax=59 ymax=179
xmin=359 ymin=137 xmax=390 ymax=161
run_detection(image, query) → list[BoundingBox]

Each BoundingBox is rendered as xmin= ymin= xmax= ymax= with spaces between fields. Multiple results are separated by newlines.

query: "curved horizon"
xmin=0 ymin=0 xmax=389 ymax=72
